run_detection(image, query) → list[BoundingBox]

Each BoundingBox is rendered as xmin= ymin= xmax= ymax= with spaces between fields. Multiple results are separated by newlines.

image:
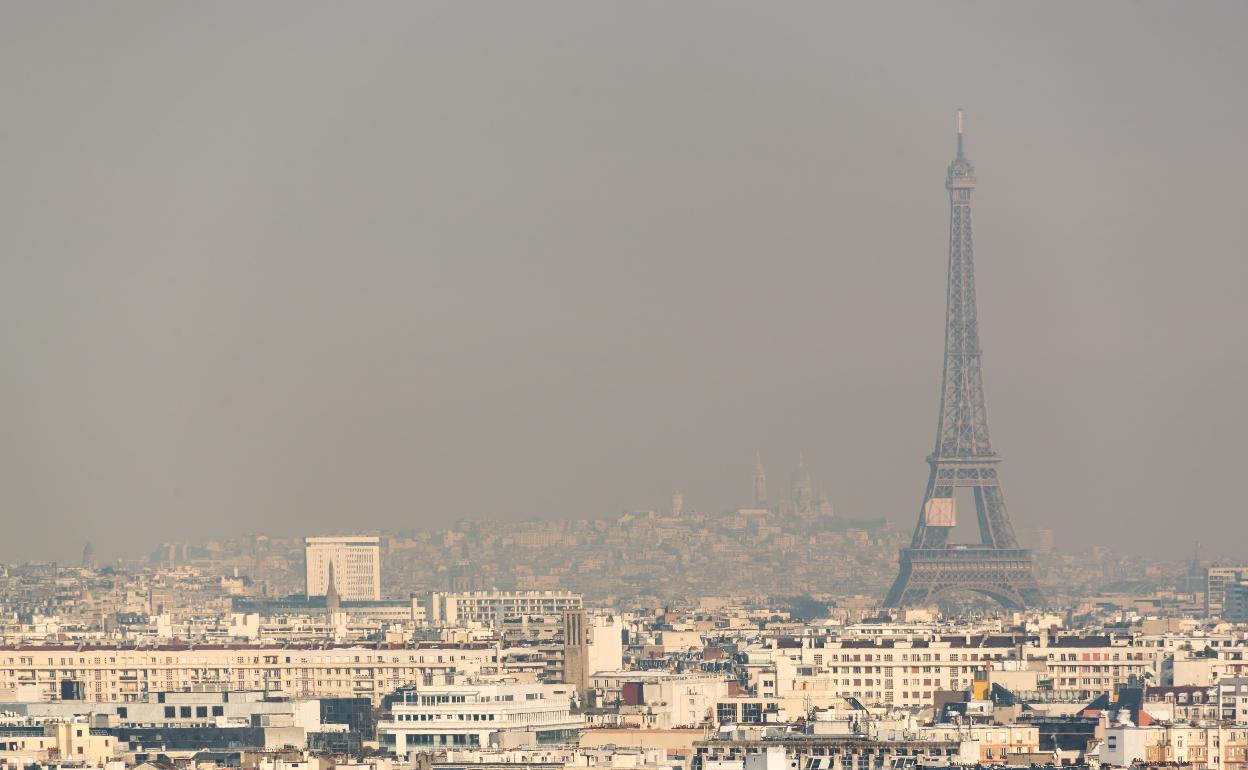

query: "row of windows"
xmin=0 ymin=653 xmax=484 ymax=673
xmin=4 ymin=652 xmax=488 ymax=666
xmin=396 ymin=712 xmax=497 ymax=722
xmin=1050 ymin=652 xmax=1147 ymax=661
xmin=401 ymin=733 xmax=481 ymax=746
xmin=816 ymin=652 xmax=1001 ymax=663
xmin=159 ymin=705 xmax=225 ymax=718
xmin=6 ymin=665 xmax=394 ymax=676
xmin=812 ymin=665 xmax=977 ymax=674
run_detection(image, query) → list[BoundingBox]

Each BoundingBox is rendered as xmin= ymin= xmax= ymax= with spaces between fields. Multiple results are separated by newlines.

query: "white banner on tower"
xmin=924 ymin=497 xmax=956 ymax=527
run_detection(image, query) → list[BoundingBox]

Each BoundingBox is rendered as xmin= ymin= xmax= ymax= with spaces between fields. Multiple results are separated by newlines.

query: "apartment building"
xmin=0 ymin=721 xmax=116 ymax=767
xmin=1102 ymin=721 xmax=1248 ymax=770
xmin=746 ymin=634 xmax=1157 ymax=709
xmin=1162 ymin=645 xmax=1248 ymax=686
xmin=916 ymin=724 xmax=1040 ymax=763
xmin=767 ymin=635 xmax=1020 ymax=708
xmin=0 ymin=642 xmax=501 ymax=705
xmin=305 ymin=537 xmax=382 ymax=601
xmin=1030 ymin=636 xmax=1158 ymax=694
xmin=693 ymin=732 xmax=979 ymax=770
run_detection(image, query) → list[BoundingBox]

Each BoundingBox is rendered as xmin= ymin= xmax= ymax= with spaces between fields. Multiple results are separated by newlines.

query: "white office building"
xmin=427 ymin=591 xmax=582 ymax=626
xmin=305 ymin=536 xmax=381 ymax=601
xmin=378 ymin=682 xmax=583 ymax=752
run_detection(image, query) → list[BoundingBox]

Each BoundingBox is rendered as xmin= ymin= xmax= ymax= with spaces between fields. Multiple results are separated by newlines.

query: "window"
xmin=164 ymin=707 xmax=176 ymax=718
xmin=212 ymin=706 xmax=223 ymax=717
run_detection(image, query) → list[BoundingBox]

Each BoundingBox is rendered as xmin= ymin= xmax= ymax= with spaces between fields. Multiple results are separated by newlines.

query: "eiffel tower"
xmin=884 ymin=112 xmax=1044 ymax=610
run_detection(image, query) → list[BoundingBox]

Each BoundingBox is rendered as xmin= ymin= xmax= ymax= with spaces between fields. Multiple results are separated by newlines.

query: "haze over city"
xmin=2 ymin=1 xmax=1247 ymax=565
xmin=9 ymin=7 xmax=1248 ymax=770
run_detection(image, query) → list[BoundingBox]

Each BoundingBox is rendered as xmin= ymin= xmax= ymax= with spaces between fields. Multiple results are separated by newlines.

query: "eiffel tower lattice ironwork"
xmin=883 ymin=112 xmax=1044 ymax=610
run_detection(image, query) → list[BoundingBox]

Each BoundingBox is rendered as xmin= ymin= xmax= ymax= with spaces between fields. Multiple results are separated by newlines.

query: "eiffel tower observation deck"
xmin=884 ymin=112 xmax=1044 ymax=610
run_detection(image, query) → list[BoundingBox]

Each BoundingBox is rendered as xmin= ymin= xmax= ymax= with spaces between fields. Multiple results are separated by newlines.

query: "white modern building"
xmin=426 ymin=591 xmax=582 ymax=626
xmin=378 ymin=681 xmax=583 ymax=752
xmin=305 ymin=536 xmax=381 ymax=601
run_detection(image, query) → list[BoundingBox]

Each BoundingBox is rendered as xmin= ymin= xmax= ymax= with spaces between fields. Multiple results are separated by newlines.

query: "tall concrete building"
xmin=304 ymin=535 xmax=381 ymax=601
xmin=1207 ymin=565 xmax=1248 ymax=618
xmin=561 ymin=609 xmax=624 ymax=698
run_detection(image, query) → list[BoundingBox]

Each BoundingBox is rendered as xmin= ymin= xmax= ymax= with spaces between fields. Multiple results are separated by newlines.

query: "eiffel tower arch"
xmin=884 ymin=112 xmax=1044 ymax=610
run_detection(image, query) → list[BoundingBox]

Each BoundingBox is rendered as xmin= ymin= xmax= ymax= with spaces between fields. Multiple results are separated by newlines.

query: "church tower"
xmin=791 ymin=453 xmax=814 ymax=517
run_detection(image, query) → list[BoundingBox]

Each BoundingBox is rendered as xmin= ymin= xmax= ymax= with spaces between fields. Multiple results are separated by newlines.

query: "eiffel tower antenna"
xmin=884 ymin=111 xmax=1044 ymax=610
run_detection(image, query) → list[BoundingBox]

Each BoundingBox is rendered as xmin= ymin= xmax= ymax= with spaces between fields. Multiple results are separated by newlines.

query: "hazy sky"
xmin=2 ymin=2 xmax=1246 ymax=564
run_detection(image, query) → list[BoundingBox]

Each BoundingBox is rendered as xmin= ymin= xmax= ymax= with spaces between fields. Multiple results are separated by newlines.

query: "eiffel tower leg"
xmin=883 ymin=559 xmax=912 ymax=608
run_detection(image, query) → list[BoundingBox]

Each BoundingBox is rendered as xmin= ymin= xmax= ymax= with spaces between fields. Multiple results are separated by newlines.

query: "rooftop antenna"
xmin=956 ymin=109 xmax=965 ymax=157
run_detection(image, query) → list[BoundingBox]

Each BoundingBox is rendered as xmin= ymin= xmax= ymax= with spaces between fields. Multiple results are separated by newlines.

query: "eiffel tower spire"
xmin=884 ymin=112 xmax=1043 ymax=609
xmin=936 ymin=108 xmax=992 ymax=461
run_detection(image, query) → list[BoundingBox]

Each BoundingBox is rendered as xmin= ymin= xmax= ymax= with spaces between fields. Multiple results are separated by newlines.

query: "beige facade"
xmin=775 ymin=637 xmax=1019 ymax=707
xmin=0 ymin=643 xmax=500 ymax=705
xmin=753 ymin=635 xmax=1159 ymax=708
xmin=919 ymin=725 xmax=1040 ymax=763
xmin=1104 ymin=723 xmax=1248 ymax=770
xmin=1039 ymin=639 xmax=1157 ymax=693
xmin=0 ymin=722 xmax=117 ymax=766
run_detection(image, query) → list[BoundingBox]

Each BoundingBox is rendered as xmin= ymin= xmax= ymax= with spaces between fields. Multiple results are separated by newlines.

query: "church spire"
xmin=791 ymin=452 xmax=814 ymax=517
xmin=817 ymin=482 xmax=835 ymax=518
xmin=325 ymin=561 xmax=341 ymax=616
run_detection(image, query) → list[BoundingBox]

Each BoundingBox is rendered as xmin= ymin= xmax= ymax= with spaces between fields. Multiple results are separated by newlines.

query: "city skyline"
xmin=5 ymin=6 xmax=1248 ymax=770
